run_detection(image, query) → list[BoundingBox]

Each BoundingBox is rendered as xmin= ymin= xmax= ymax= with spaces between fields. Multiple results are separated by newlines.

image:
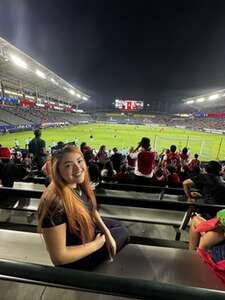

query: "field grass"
xmin=0 ymin=123 xmax=224 ymax=160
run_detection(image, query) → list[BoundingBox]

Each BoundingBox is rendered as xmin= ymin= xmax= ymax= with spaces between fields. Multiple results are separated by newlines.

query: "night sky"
xmin=0 ymin=0 xmax=225 ymax=110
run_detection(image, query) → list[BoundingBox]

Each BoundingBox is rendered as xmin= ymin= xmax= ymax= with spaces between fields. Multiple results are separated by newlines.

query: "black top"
xmin=191 ymin=173 xmax=225 ymax=205
xmin=0 ymin=160 xmax=29 ymax=187
xmin=29 ymin=137 xmax=46 ymax=157
xmin=42 ymin=188 xmax=94 ymax=246
xmin=110 ymin=152 xmax=124 ymax=172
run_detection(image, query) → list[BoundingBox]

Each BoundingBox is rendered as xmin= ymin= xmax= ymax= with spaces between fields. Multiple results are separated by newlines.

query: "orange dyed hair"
xmin=38 ymin=145 xmax=97 ymax=243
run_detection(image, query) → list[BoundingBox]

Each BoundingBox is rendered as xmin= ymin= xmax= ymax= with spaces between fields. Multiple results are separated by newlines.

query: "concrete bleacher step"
xmin=0 ymin=229 xmax=224 ymax=292
xmin=0 ymin=229 xmax=51 ymax=266
xmin=99 ymin=204 xmax=184 ymax=225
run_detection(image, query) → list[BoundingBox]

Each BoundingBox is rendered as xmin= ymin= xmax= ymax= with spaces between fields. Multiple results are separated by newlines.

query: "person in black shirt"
xmin=183 ymin=161 xmax=225 ymax=250
xmin=183 ymin=161 xmax=225 ymax=205
xmin=28 ymin=129 xmax=47 ymax=171
xmin=110 ymin=147 xmax=124 ymax=173
xmin=38 ymin=145 xmax=128 ymax=270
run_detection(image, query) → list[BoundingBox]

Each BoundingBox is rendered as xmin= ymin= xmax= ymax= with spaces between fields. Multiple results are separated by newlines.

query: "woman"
xmin=38 ymin=145 xmax=128 ymax=270
xmin=129 ymin=137 xmax=157 ymax=184
xmin=97 ymin=145 xmax=110 ymax=167
xmin=179 ymin=147 xmax=189 ymax=170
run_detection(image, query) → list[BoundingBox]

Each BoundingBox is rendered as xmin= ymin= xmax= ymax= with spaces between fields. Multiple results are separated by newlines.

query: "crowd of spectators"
xmin=0 ymin=132 xmax=221 ymax=189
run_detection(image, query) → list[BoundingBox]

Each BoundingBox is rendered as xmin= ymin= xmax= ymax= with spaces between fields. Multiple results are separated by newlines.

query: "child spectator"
xmin=167 ymin=165 xmax=181 ymax=187
xmin=163 ymin=145 xmax=181 ymax=173
xmin=180 ymin=147 xmax=189 ymax=169
xmin=188 ymin=154 xmax=200 ymax=172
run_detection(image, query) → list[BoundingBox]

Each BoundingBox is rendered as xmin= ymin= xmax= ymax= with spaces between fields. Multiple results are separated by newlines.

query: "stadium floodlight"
xmin=10 ymin=54 xmax=27 ymax=69
xmin=186 ymin=100 xmax=194 ymax=104
xmin=36 ymin=69 xmax=46 ymax=79
xmin=208 ymin=94 xmax=219 ymax=100
xmin=69 ymin=89 xmax=75 ymax=95
xmin=76 ymin=93 xmax=81 ymax=98
xmin=82 ymin=96 xmax=88 ymax=100
xmin=196 ymin=97 xmax=205 ymax=103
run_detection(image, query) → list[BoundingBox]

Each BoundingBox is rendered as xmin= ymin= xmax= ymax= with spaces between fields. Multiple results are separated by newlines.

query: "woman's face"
xmin=58 ymin=151 xmax=87 ymax=186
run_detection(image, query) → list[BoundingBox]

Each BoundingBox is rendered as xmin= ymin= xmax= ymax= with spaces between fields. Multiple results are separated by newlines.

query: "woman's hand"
xmin=94 ymin=233 xmax=106 ymax=251
xmin=93 ymin=210 xmax=117 ymax=259
xmin=105 ymin=231 xmax=117 ymax=259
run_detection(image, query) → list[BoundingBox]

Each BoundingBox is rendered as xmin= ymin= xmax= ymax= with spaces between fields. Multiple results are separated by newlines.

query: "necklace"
xmin=74 ymin=187 xmax=82 ymax=197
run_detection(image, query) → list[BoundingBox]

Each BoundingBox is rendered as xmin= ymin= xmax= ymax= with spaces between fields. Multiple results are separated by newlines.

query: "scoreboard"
xmin=114 ymin=99 xmax=144 ymax=112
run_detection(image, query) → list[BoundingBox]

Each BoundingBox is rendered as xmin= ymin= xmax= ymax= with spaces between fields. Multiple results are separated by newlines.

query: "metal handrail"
xmin=0 ymin=259 xmax=224 ymax=300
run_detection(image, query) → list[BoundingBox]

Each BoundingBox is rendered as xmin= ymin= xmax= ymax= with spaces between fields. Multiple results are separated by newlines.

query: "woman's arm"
xmin=129 ymin=151 xmax=138 ymax=159
xmin=94 ymin=210 xmax=116 ymax=259
xmin=42 ymin=223 xmax=105 ymax=265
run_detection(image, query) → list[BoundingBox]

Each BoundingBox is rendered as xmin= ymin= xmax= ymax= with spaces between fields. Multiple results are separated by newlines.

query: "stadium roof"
xmin=0 ymin=36 xmax=89 ymax=104
xmin=182 ymin=89 xmax=225 ymax=109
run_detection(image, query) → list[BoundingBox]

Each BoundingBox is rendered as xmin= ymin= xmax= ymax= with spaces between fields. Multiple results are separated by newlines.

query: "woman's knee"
xmin=190 ymin=215 xmax=204 ymax=229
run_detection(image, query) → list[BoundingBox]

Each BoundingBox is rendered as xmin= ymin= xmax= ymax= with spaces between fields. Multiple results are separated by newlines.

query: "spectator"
xmin=188 ymin=209 xmax=225 ymax=251
xmin=158 ymin=148 xmax=169 ymax=162
xmin=180 ymin=147 xmax=189 ymax=169
xmin=163 ymin=145 xmax=181 ymax=173
xmin=0 ymin=147 xmax=29 ymax=187
xmin=112 ymin=165 xmax=130 ymax=182
xmin=130 ymin=137 xmax=157 ymax=184
xmin=152 ymin=167 xmax=166 ymax=186
xmin=110 ymin=147 xmax=124 ymax=173
xmin=83 ymin=150 xmax=100 ymax=182
xmin=188 ymin=154 xmax=200 ymax=172
xmin=100 ymin=161 xmax=116 ymax=178
xmin=167 ymin=165 xmax=181 ymax=187
xmin=28 ymin=129 xmax=47 ymax=171
xmin=127 ymin=147 xmax=136 ymax=170
xmin=97 ymin=145 xmax=110 ymax=170
xmin=184 ymin=161 xmax=225 ymax=250
xmin=80 ymin=142 xmax=87 ymax=154
xmin=37 ymin=145 xmax=128 ymax=270
xmin=183 ymin=160 xmax=225 ymax=206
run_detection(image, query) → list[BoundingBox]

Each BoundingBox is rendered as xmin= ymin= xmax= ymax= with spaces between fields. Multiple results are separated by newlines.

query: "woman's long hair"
xmin=38 ymin=145 xmax=97 ymax=243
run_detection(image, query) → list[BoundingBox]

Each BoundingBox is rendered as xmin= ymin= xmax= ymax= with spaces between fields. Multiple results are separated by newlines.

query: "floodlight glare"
xmin=196 ymin=97 xmax=205 ymax=103
xmin=5 ymin=89 xmax=23 ymax=96
xmin=76 ymin=93 xmax=81 ymax=98
xmin=69 ymin=89 xmax=75 ymax=95
xmin=51 ymin=78 xmax=58 ymax=85
xmin=36 ymin=69 xmax=46 ymax=79
xmin=208 ymin=94 xmax=219 ymax=100
xmin=186 ymin=100 xmax=194 ymax=104
xmin=82 ymin=96 xmax=88 ymax=100
xmin=10 ymin=54 xmax=27 ymax=69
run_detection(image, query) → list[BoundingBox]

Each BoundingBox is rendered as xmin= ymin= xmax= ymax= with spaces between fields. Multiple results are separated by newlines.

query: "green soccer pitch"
xmin=0 ymin=123 xmax=224 ymax=161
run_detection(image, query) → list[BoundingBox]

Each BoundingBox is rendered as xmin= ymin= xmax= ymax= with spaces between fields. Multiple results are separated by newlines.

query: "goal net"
xmin=154 ymin=136 xmax=212 ymax=160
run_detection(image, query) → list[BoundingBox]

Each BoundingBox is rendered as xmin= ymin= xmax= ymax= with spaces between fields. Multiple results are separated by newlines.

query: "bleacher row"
xmin=0 ymin=179 xmax=225 ymax=299
xmin=0 ymin=105 xmax=93 ymax=127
